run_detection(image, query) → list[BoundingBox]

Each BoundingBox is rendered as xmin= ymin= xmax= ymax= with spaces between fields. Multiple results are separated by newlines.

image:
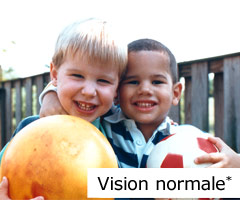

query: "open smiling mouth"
xmin=134 ymin=102 xmax=156 ymax=108
xmin=76 ymin=102 xmax=96 ymax=111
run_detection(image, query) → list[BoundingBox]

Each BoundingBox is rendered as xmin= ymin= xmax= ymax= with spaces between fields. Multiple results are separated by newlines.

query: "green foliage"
xmin=209 ymin=76 xmax=214 ymax=97
xmin=1 ymin=40 xmax=17 ymax=81
xmin=1 ymin=67 xmax=17 ymax=81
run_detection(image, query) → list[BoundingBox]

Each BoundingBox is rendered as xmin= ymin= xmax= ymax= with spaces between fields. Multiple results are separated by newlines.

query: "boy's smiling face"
xmin=119 ymin=50 xmax=181 ymax=132
xmin=51 ymin=54 xmax=119 ymax=122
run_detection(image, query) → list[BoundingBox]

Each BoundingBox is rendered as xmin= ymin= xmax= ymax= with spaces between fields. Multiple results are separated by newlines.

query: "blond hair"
xmin=52 ymin=18 xmax=127 ymax=78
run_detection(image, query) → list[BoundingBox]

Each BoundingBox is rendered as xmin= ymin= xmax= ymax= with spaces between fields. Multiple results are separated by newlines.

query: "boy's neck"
xmin=136 ymin=122 xmax=162 ymax=142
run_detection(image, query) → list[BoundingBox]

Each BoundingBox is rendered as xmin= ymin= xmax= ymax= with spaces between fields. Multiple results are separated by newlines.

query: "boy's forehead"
xmin=124 ymin=50 xmax=174 ymax=80
xmin=128 ymin=50 xmax=170 ymax=70
xmin=66 ymin=51 xmax=119 ymax=74
xmin=68 ymin=50 xmax=113 ymax=65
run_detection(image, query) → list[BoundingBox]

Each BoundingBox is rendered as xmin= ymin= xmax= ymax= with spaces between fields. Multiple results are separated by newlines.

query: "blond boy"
xmin=0 ymin=18 xmax=128 ymax=200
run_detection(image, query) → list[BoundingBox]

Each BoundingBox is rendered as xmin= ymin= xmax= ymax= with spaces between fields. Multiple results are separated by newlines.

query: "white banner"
xmin=88 ymin=168 xmax=240 ymax=198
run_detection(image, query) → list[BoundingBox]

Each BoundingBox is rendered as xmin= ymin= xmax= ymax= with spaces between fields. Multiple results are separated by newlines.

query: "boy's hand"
xmin=39 ymin=91 xmax=67 ymax=117
xmin=0 ymin=177 xmax=44 ymax=200
xmin=194 ymin=136 xmax=240 ymax=168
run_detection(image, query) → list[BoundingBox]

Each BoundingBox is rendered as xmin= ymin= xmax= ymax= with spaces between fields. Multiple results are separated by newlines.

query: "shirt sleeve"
xmin=38 ymin=81 xmax=57 ymax=105
xmin=0 ymin=115 xmax=40 ymax=164
xmin=0 ymin=143 xmax=9 ymax=163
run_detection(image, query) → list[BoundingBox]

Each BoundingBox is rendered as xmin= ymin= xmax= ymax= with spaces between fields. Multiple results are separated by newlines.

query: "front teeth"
xmin=136 ymin=102 xmax=154 ymax=107
xmin=77 ymin=102 xmax=94 ymax=111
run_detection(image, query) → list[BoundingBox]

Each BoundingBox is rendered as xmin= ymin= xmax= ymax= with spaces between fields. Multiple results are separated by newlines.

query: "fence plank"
xmin=0 ymin=89 xmax=5 ymax=148
xmin=168 ymin=105 xmax=179 ymax=124
xmin=214 ymin=73 xmax=223 ymax=139
xmin=24 ymin=78 xmax=33 ymax=117
xmin=184 ymin=77 xmax=192 ymax=124
xmin=233 ymin=56 xmax=240 ymax=152
xmin=4 ymin=82 xmax=12 ymax=143
xmin=223 ymin=57 xmax=239 ymax=152
xmin=35 ymin=76 xmax=44 ymax=113
xmin=14 ymin=80 xmax=22 ymax=125
xmin=191 ymin=62 xmax=209 ymax=132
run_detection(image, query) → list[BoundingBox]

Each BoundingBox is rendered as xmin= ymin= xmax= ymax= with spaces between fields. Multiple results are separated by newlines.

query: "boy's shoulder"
xmin=12 ymin=115 xmax=40 ymax=137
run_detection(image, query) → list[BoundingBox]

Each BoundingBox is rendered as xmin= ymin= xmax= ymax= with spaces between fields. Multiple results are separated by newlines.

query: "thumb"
xmin=30 ymin=197 xmax=45 ymax=200
xmin=0 ymin=177 xmax=44 ymax=200
xmin=0 ymin=176 xmax=11 ymax=200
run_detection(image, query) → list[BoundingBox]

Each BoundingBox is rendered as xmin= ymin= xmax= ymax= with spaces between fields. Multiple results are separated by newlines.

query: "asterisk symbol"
xmin=226 ymin=176 xmax=232 ymax=181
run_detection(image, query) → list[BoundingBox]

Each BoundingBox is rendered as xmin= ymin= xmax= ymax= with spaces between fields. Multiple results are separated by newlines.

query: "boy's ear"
xmin=172 ymin=82 xmax=182 ymax=106
xmin=50 ymin=62 xmax=58 ymax=86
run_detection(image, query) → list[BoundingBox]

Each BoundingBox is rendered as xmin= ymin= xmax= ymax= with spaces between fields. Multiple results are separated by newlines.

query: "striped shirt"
xmin=103 ymin=106 xmax=179 ymax=168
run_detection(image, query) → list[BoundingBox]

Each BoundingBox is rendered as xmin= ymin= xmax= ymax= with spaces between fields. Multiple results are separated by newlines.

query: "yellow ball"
xmin=0 ymin=115 xmax=117 ymax=200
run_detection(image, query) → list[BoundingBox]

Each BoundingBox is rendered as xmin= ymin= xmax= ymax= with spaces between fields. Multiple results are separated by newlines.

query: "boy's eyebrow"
xmin=151 ymin=74 xmax=168 ymax=79
xmin=67 ymin=68 xmax=116 ymax=81
xmin=123 ymin=74 xmax=167 ymax=80
xmin=123 ymin=75 xmax=137 ymax=80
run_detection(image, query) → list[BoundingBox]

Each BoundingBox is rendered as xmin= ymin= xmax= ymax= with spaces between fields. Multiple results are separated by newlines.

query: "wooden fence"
xmin=1 ymin=52 xmax=240 ymax=152
xmin=0 ymin=72 xmax=50 ymax=149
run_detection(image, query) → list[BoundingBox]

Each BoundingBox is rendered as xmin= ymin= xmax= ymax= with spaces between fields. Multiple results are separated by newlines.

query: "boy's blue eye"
xmin=72 ymin=74 xmax=84 ymax=78
xmin=98 ymin=79 xmax=111 ymax=84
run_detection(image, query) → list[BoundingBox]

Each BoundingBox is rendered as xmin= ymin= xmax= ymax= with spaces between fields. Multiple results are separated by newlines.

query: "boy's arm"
xmin=39 ymin=91 xmax=67 ymax=117
xmin=39 ymin=82 xmax=67 ymax=117
xmin=195 ymin=136 xmax=240 ymax=168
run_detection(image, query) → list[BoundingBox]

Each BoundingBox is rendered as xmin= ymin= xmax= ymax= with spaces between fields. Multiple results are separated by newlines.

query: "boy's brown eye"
xmin=127 ymin=80 xmax=138 ymax=85
xmin=152 ymin=80 xmax=163 ymax=84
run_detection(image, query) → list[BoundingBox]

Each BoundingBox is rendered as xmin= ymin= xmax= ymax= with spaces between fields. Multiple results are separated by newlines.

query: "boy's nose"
xmin=137 ymin=82 xmax=153 ymax=95
xmin=80 ymin=83 xmax=97 ymax=98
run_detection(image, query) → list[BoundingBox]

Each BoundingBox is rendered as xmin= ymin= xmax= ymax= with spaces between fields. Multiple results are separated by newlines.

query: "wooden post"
xmin=0 ymin=65 xmax=2 ymax=81
xmin=191 ymin=62 xmax=209 ymax=132
xmin=0 ymin=88 xmax=6 ymax=149
xmin=214 ymin=73 xmax=224 ymax=139
xmin=223 ymin=56 xmax=240 ymax=152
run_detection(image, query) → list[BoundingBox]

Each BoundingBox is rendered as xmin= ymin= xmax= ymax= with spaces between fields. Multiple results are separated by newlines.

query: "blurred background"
xmin=0 ymin=0 xmax=240 ymax=80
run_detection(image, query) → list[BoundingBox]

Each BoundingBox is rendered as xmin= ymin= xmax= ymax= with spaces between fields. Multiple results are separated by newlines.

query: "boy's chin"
xmin=70 ymin=113 xmax=96 ymax=123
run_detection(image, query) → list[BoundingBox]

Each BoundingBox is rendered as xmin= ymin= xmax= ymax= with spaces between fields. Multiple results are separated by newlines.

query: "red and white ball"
xmin=147 ymin=126 xmax=218 ymax=168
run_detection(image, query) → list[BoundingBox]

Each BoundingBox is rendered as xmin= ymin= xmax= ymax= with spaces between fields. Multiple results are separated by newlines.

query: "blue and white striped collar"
xmin=103 ymin=106 xmax=174 ymax=136
xmin=103 ymin=106 xmax=126 ymax=124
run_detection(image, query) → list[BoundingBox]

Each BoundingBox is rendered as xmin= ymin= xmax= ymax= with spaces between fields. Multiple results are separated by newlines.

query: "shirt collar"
xmin=104 ymin=108 xmax=126 ymax=123
xmin=92 ymin=117 xmax=101 ymax=129
xmin=104 ymin=108 xmax=173 ymax=135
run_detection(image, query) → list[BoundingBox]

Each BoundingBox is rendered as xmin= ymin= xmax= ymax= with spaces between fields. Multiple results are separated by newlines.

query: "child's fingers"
xmin=0 ymin=177 xmax=11 ymax=200
xmin=207 ymin=136 xmax=223 ymax=151
xmin=195 ymin=153 xmax=222 ymax=164
xmin=207 ymin=162 xmax=225 ymax=168
xmin=0 ymin=177 xmax=44 ymax=200
xmin=0 ymin=176 xmax=8 ymax=188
